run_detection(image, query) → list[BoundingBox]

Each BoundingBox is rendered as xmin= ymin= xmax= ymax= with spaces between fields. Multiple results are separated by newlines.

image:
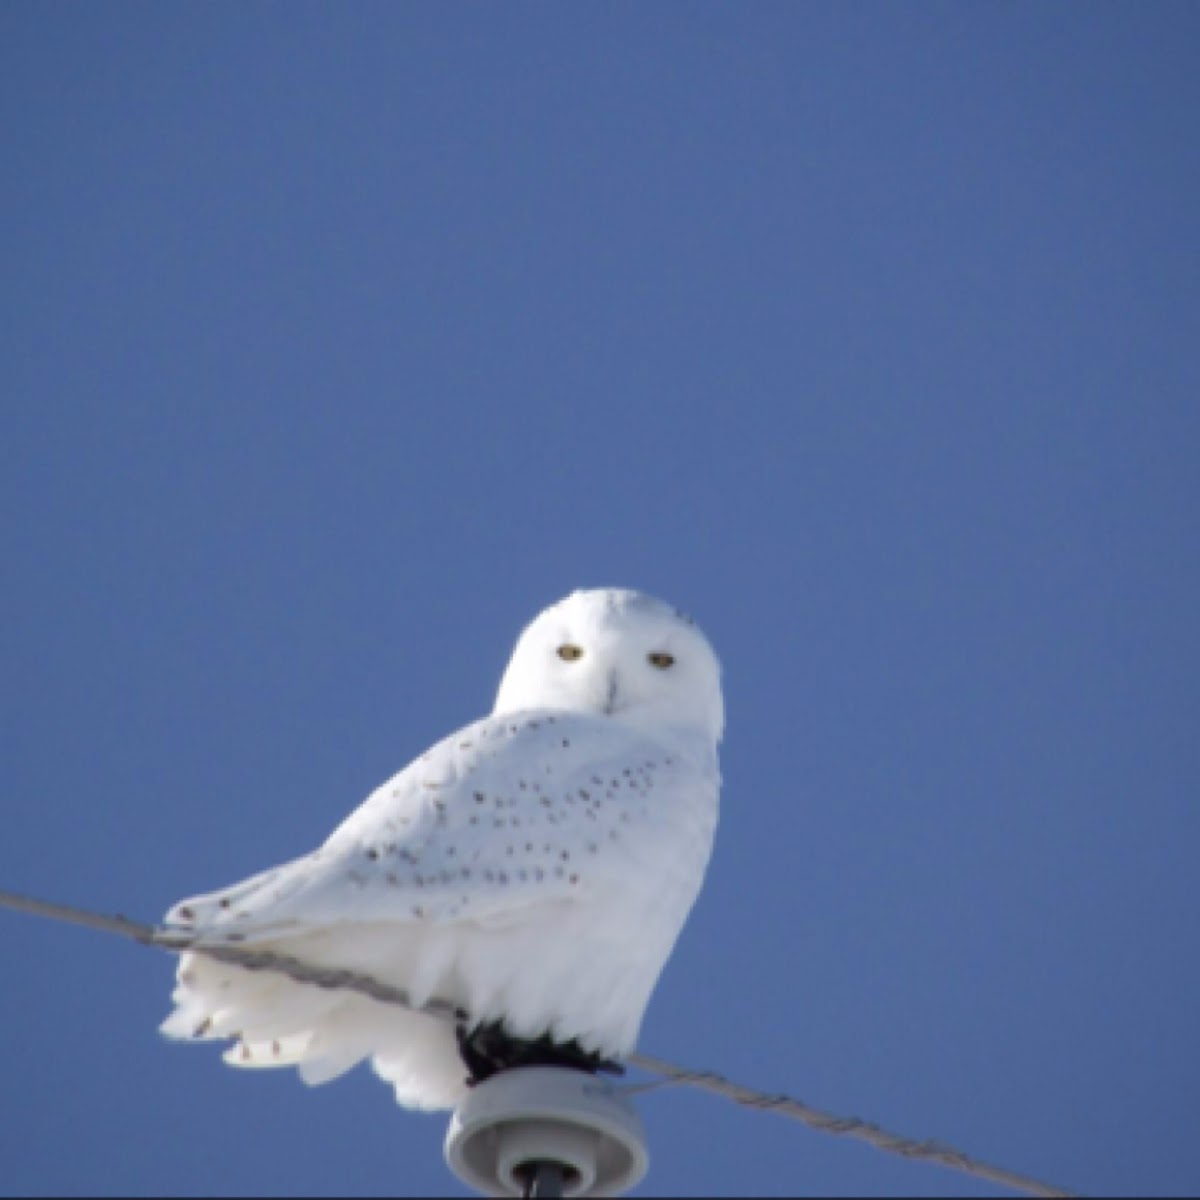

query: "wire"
xmin=0 ymin=888 xmax=1076 ymax=1198
xmin=0 ymin=890 xmax=161 ymax=945
xmin=624 ymin=1051 xmax=1074 ymax=1198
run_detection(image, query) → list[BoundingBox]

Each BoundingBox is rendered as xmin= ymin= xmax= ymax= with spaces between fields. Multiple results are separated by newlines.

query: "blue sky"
xmin=2 ymin=3 xmax=1198 ymax=1196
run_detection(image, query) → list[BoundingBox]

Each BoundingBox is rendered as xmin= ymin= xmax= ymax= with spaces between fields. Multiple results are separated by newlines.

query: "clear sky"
xmin=2 ymin=3 xmax=1198 ymax=1196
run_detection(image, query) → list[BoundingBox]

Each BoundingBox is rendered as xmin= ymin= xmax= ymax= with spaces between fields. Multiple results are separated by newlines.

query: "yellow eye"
xmin=557 ymin=644 xmax=584 ymax=662
xmin=648 ymin=652 xmax=675 ymax=669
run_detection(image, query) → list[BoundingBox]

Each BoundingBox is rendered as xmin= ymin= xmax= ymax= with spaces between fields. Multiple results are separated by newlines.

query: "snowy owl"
xmin=160 ymin=588 xmax=723 ymax=1110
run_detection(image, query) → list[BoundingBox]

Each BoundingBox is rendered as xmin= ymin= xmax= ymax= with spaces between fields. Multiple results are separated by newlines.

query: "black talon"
xmin=455 ymin=1018 xmax=624 ymax=1086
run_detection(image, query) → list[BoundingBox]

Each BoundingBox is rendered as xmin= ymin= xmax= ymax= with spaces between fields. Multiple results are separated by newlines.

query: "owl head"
xmin=493 ymin=588 xmax=724 ymax=745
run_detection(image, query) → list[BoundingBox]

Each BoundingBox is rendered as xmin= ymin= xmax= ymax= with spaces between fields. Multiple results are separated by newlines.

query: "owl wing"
xmin=164 ymin=708 xmax=714 ymax=944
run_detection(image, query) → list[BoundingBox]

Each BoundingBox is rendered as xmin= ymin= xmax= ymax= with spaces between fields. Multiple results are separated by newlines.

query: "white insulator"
xmin=444 ymin=1066 xmax=649 ymax=1197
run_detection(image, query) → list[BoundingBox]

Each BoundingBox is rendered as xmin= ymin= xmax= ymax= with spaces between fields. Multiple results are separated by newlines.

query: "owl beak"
xmin=602 ymin=670 xmax=620 ymax=715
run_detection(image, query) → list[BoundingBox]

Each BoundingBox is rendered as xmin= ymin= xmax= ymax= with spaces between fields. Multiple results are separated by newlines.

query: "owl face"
xmin=493 ymin=589 xmax=724 ymax=744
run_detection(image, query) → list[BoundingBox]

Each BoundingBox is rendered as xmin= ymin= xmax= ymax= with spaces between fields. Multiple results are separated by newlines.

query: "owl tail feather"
xmin=222 ymin=1034 xmax=311 ymax=1070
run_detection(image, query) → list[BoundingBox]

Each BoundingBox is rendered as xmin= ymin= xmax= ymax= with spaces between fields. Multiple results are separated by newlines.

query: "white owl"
xmin=160 ymin=588 xmax=723 ymax=1110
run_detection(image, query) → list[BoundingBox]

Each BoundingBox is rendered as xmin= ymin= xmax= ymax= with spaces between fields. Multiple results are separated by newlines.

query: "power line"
xmin=0 ymin=888 xmax=1076 ymax=1198
xmin=624 ymin=1052 xmax=1074 ymax=1198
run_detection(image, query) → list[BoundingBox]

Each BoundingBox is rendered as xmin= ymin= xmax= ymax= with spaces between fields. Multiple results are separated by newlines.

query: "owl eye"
xmin=647 ymin=652 xmax=675 ymax=669
xmin=557 ymin=644 xmax=584 ymax=662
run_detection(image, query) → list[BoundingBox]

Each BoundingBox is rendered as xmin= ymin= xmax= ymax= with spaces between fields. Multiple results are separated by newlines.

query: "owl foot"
xmin=455 ymin=1019 xmax=625 ymax=1086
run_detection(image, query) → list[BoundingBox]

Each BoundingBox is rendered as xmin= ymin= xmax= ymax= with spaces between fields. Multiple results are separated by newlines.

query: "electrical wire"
xmin=0 ymin=888 xmax=1076 ymax=1198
